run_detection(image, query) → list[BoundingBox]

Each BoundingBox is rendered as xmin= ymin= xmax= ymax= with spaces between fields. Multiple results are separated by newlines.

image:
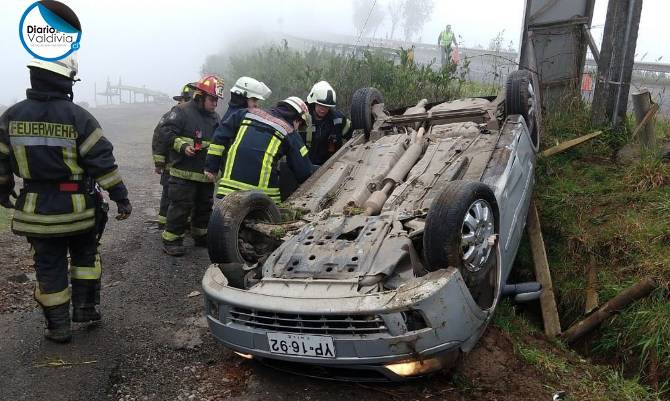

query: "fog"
xmin=0 ymin=0 xmax=668 ymax=107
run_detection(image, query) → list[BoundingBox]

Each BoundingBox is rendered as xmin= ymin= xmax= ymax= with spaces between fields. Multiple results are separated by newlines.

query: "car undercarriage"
xmin=203 ymin=70 xmax=539 ymax=380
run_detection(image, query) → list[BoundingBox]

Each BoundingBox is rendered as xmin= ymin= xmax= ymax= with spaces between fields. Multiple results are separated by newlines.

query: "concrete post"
xmin=591 ymin=0 xmax=644 ymax=129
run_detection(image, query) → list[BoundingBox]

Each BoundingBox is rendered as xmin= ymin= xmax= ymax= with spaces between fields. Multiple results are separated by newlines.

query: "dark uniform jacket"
xmin=151 ymin=108 xmax=176 ymax=168
xmin=158 ymin=100 xmax=219 ymax=183
xmin=205 ymin=108 xmax=314 ymax=203
xmin=221 ymin=103 xmax=245 ymax=123
xmin=299 ymin=107 xmax=352 ymax=165
xmin=0 ymin=89 xmax=128 ymax=237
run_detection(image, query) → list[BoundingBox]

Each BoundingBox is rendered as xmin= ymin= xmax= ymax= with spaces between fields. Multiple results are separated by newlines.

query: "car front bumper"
xmin=202 ymin=265 xmax=492 ymax=380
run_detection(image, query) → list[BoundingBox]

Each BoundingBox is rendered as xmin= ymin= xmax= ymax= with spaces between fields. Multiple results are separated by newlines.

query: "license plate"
xmin=267 ymin=332 xmax=336 ymax=358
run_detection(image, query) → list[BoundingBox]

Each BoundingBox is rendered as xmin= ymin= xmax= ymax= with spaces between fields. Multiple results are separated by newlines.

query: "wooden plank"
xmin=585 ymin=254 xmax=599 ymax=314
xmin=540 ymin=131 xmax=602 ymax=158
xmin=526 ymin=200 xmax=562 ymax=336
xmin=561 ymin=277 xmax=657 ymax=343
xmin=583 ymin=24 xmax=600 ymax=64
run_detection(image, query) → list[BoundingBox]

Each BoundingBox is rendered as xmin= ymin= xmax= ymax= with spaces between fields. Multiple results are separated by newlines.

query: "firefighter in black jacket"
xmin=300 ymin=81 xmax=352 ymax=165
xmin=151 ymin=83 xmax=193 ymax=228
xmin=160 ymin=75 xmax=222 ymax=256
xmin=204 ymin=96 xmax=315 ymax=202
xmin=0 ymin=57 xmax=132 ymax=343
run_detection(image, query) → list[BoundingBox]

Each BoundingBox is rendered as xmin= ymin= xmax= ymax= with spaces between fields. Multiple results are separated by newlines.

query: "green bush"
xmin=202 ymin=44 xmax=486 ymax=115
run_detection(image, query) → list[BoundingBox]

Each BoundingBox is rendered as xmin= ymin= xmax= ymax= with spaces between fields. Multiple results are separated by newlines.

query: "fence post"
xmin=632 ymin=89 xmax=657 ymax=154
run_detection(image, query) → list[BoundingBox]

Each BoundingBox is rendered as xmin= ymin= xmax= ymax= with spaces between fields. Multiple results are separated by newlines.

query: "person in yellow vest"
xmin=438 ymin=25 xmax=457 ymax=66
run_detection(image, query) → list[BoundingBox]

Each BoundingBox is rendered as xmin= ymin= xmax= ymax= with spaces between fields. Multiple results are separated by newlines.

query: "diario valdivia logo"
xmin=19 ymin=1 xmax=82 ymax=61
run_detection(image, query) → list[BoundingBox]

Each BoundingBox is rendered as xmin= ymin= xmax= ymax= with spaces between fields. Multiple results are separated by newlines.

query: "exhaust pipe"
xmin=364 ymin=127 xmax=426 ymax=215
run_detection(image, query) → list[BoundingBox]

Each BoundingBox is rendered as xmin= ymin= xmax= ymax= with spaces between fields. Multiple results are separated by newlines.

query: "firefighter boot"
xmin=43 ymin=303 xmax=72 ymax=343
xmin=163 ymin=239 xmax=185 ymax=256
xmin=193 ymin=235 xmax=207 ymax=248
xmin=73 ymin=305 xmax=101 ymax=322
xmin=72 ymin=283 xmax=101 ymax=323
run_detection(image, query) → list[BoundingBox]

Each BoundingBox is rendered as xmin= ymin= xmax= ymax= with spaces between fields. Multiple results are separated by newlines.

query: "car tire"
xmin=424 ymin=180 xmax=499 ymax=307
xmin=351 ymin=87 xmax=383 ymax=138
xmin=218 ymin=263 xmax=247 ymax=289
xmin=207 ymin=191 xmax=282 ymax=264
xmin=505 ymin=70 xmax=539 ymax=151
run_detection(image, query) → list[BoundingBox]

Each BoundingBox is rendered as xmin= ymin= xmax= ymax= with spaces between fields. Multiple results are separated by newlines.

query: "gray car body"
xmin=202 ymin=95 xmax=537 ymax=380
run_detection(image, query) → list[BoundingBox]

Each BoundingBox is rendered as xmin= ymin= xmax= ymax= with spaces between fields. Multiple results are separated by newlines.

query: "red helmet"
xmin=190 ymin=75 xmax=225 ymax=99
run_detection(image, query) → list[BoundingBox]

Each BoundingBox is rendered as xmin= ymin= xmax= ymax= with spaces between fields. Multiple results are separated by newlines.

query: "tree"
xmin=352 ymin=0 xmax=386 ymax=38
xmin=401 ymin=0 xmax=433 ymax=42
xmin=386 ymin=0 xmax=403 ymax=40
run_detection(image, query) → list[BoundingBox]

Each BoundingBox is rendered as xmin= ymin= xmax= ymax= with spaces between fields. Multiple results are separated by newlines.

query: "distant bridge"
xmin=95 ymin=78 xmax=170 ymax=106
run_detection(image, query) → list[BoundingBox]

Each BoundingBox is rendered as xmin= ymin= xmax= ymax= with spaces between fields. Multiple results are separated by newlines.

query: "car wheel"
xmin=505 ymin=70 xmax=539 ymax=151
xmin=424 ymin=180 xmax=499 ymax=308
xmin=207 ymin=191 xmax=282 ymax=264
xmin=351 ymin=87 xmax=383 ymax=138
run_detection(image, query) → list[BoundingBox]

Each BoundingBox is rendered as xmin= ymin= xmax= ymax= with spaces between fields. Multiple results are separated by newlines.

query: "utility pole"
xmin=590 ymin=0 xmax=643 ymax=129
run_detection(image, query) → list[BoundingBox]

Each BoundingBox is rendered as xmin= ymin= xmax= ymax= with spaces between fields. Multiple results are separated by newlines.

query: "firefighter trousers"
xmin=158 ymin=170 xmax=170 ymax=225
xmin=162 ymin=177 xmax=213 ymax=242
xmin=28 ymin=230 xmax=101 ymax=309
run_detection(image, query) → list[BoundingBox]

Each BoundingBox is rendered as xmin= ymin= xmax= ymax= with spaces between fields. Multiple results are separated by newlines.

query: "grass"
xmin=493 ymin=301 xmax=663 ymax=400
xmin=523 ymin=101 xmax=670 ymax=388
xmin=517 ymin=342 xmax=569 ymax=378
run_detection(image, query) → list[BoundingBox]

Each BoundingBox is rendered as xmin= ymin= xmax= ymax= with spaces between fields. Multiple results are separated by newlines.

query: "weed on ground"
xmin=527 ymin=101 xmax=670 ymax=390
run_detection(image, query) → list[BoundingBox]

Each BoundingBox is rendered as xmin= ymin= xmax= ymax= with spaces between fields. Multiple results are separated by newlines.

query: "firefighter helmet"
xmin=280 ymin=96 xmax=309 ymax=121
xmin=231 ymin=76 xmax=271 ymax=100
xmin=306 ymin=81 xmax=336 ymax=107
xmin=27 ymin=55 xmax=79 ymax=81
xmin=173 ymin=83 xmax=194 ymax=101
xmin=190 ymin=75 xmax=225 ymax=99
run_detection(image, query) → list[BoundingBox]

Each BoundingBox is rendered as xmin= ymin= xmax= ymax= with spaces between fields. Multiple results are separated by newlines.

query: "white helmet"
xmin=27 ymin=55 xmax=79 ymax=81
xmin=231 ymin=76 xmax=272 ymax=100
xmin=281 ymin=96 xmax=309 ymax=121
xmin=306 ymin=80 xmax=336 ymax=107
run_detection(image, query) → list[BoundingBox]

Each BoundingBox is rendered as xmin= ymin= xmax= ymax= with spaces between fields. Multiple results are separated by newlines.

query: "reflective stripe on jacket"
xmin=152 ymin=108 xmax=174 ymax=167
xmin=205 ymin=108 xmax=315 ymax=203
xmin=0 ymin=89 xmax=127 ymax=237
xmin=159 ymin=100 xmax=219 ymax=183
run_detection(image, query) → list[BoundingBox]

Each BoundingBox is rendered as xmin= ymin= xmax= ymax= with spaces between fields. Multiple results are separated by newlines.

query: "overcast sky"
xmin=0 ymin=0 xmax=667 ymax=107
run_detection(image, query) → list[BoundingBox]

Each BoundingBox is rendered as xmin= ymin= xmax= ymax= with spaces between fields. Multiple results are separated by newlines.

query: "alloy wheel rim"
xmin=460 ymin=199 xmax=495 ymax=272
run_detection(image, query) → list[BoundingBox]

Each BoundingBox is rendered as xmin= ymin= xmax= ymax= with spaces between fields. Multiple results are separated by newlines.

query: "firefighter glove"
xmin=115 ymin=198 xmax=132 ymax=220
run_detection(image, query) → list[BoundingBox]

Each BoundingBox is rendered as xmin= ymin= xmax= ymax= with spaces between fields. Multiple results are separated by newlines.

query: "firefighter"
xmin=160 ymin=75 xmax=222 ymax=256
xmin=204 ymin=96 xmax=315 ymax=202
xmin=223 ymin=76 xmax=271 ymax=121
xmin=301 ymin=81 xmax=352 ymax=166
xmin=0 ymin=57 xmax=131 ymax=343
xmin=151 ymin=83 xmax=193 ymax=228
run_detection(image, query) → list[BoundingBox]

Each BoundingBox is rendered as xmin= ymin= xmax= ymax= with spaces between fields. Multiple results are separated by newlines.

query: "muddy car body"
xmin=202 ymin=71 xmax=540 ymax=380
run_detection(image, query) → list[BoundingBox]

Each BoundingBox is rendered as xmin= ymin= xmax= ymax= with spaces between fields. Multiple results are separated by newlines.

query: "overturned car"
xmin=202 ymin=70 xmax=540 ymax=381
